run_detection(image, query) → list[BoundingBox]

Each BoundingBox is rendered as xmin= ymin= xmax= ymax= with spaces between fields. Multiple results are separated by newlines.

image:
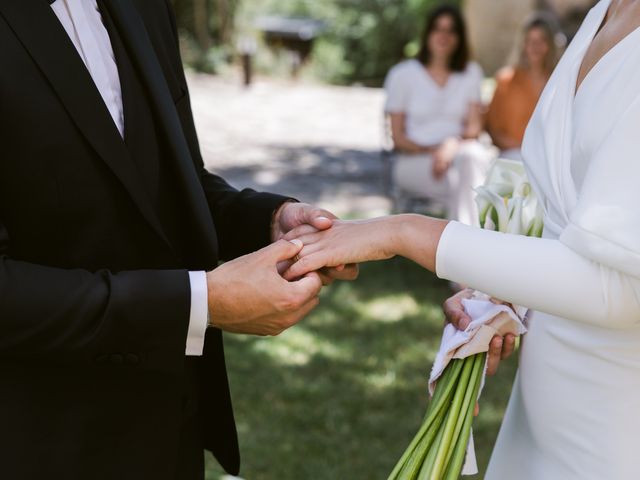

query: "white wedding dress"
xmin=435 ymin=1 xmax=640 ymax=478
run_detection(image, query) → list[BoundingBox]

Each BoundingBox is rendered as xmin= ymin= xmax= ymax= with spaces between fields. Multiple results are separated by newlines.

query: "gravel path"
xmin=187 ymin=73 xmax=391 ymax=217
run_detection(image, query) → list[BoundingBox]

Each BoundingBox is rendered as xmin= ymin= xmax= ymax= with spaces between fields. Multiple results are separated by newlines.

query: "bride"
xmin=285 ymin=1 xmax=640 ymax=477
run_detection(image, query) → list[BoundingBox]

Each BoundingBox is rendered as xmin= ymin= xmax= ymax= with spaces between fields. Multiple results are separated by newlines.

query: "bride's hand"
xmin=282 ymin=218 xmax=398 ymax=280
xmin=443 ymin=288 xmax=517 ymax=376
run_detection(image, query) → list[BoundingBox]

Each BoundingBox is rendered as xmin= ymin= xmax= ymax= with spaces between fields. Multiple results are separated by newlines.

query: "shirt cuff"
xmin=186 ymin=271 xmax=208 ymax=356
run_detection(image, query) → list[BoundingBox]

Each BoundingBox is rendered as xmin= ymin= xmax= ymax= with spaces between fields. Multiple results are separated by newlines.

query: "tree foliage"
xmin=171 ymin=0 xmax=459 ymax=85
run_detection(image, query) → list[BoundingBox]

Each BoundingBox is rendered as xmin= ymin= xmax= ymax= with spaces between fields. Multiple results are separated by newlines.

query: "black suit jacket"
xmin=0 ymin=1 xmax=287 ymax=478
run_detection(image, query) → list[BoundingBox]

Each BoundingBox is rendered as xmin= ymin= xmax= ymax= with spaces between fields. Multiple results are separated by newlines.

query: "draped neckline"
xmin=574 ymin=0 xmax=640 ymax=99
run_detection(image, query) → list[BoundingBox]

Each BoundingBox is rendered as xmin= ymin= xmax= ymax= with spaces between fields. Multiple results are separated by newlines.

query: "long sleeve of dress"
xmin=435 ymin=221 xmax=640 ymax=327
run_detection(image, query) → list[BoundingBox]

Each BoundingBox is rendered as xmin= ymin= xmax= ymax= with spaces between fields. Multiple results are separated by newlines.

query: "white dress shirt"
xmin=51 ymin=0 xmax=208 ymax=356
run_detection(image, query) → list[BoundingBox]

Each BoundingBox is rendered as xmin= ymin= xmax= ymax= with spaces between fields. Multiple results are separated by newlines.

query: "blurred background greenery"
xmin=203 ymin=259 xmax=518 ymax=479
xmin=170 ymin=0 xmax=451 ymax=85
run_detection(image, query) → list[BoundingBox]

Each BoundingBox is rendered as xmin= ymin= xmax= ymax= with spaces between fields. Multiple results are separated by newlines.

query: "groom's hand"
xmin=273 ymin=202 xmax=358 ymax=284
xmin=206 ymin=239 xmax=323 ymax=336
xmin=443 ymin=289 xmax=517 ymax=376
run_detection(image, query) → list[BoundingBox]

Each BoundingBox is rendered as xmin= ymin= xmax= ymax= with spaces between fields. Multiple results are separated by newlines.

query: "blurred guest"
xmin=384 ymin=4 xmax=490 ymax=225
xmin=486 ymin=14 xmax=561 ymax=161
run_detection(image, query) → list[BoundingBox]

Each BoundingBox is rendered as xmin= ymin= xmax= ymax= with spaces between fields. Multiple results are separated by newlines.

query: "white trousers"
xmin=393 ymin=140 xmax=492 ymax=225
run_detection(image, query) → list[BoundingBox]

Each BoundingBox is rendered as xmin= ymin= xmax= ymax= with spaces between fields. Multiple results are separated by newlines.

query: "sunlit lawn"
xmin=205 ymin=257 xmax=517 ymax=479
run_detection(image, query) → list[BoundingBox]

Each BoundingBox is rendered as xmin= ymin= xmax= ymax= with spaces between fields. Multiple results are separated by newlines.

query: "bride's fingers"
xmin=283 ymin=224 xmax=319 ymax=240
xmin=283 ymin=252 xmax=330 ymax=281
xmin=502 ymin=334 xmax=517 ymax=360
xmin=442 ymin=291 xmax=473 ymax=330
xmin=486 ymin=335 xmax=503 ymax=376
xmin=281 ymin=243 xmax=332 ymax=281
xmin=320 ymin=264 xmax=359 ymax=281
xmin=292 ymin=231 xmax=326 ymax=248
xmin=317 ymin=269 xmax=335 ymax=286
xmin=298 ymin=242 xmax=326 ymax=258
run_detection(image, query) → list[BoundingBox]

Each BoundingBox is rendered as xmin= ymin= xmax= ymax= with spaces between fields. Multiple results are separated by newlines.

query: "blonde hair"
xmin=514 ymin=12 xmax=565 ymax=73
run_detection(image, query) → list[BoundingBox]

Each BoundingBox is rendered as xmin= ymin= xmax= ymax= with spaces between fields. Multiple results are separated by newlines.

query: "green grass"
xmin=205 ymin=258 xmax=518 ymax=480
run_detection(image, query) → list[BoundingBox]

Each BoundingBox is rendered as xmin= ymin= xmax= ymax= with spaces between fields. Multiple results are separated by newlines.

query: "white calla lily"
xmin=483 ymin=214 xmax=497 ymax=231
xmin=506 ymin=196 xmax=524 ymax=234
xmin=476 ymin=157 xmax=544 ymax=237
xmin=485 ymin=158 xmax=526 ymax=186
xmin=475 ymin=185 xmax=510 ymax=233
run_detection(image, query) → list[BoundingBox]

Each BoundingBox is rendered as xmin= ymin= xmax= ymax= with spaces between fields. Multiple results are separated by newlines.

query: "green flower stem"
xmin=443 ymin=353 xmax=486 ymax=480
xmin=426 ymin=359 xmax=464 ymax=419
xmin=443 ymin=354 xmax=485 ymax=466
xmin=416 ymin=408 xmax=450 ymax=479
xmin=399 ymin=406 xmax=448 ymax=479
xmin=428 ymin=358 xmax=475 ymax=479
xmin=387 ymin=360 xmax=464 ymax=480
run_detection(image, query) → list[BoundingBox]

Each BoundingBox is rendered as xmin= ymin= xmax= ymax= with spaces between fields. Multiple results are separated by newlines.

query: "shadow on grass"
xmin=210 ymin=144 xmax=388 ymax=217
xmin=206 ymin=258 xmax=518 ymax=480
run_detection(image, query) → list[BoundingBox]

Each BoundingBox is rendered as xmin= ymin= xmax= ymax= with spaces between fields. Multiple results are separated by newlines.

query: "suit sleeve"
xmin=161 ymin=0 xmax=293 ymax=261
xmin=0 ymin=220 xmax=191 ymax=371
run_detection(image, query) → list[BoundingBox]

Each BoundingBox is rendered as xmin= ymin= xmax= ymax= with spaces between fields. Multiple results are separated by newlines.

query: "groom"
xmin=0 ymin=1 xmax=356 ymax=479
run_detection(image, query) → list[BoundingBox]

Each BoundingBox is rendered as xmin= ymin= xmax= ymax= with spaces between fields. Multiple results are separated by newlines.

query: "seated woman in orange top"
xmin=486 ymin=14 xmax=562 ymax=161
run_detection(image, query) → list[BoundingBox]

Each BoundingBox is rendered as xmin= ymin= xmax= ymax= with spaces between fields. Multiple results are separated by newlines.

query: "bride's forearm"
xmin=389 ymin=214 xmax=450 ymax=271
xmin=285 ymin=215 xmax=449 ymax=280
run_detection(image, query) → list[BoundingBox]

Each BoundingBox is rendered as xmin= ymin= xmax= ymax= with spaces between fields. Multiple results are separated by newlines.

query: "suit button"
xmin=110 ymin=354 xmax=124 ymax=365
xmin=95 ymin=354 xmax=109 ymax=364
xmin=125 ymin=353 xmax=140 ymax=365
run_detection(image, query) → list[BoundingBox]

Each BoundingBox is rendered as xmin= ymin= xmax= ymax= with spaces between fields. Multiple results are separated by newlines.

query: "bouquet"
xmin=388 ymin=158 xmax=543 ymax=479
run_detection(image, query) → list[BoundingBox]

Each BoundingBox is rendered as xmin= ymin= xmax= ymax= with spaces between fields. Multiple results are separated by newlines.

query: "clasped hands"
xmin=206 ymin=202 xmax=357 ymax=337
xmin=207 ymin=207 xmax=514 ymax=374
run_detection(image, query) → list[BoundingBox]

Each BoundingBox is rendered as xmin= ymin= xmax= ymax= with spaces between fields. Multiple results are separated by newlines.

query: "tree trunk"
xmin=214 ymin=0 xmax=237 ymax=45
xmin=193 ymin=0 xmax=210 ymax=51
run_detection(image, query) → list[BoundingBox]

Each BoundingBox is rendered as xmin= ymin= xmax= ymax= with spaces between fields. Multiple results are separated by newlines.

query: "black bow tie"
xmin=48 ymin=0 xmax=56 ymax=4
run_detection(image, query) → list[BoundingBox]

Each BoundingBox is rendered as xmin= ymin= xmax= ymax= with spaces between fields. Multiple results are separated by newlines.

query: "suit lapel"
xmin=0 ymin=0 xmax=174 ymax=251
xmin=102 ymin=0 xmax=218 ymax=246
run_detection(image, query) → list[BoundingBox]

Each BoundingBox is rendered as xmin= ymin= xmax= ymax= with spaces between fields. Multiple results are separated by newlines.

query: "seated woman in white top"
xmin=286 ymin=1 xmax=640 ymax=477
xmin=384 ymin=4 xmax=491 ymax=225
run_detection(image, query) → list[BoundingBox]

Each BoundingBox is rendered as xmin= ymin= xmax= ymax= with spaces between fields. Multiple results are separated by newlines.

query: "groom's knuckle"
xmin=284 ymin=291 xmax=305 ymax=311
xmin=278 ymin=299 xmax=295 ymax=312
xmin=269 ymin=327 xmax=284 ymax=337
xmin=282 ymin=315 xmax=300 ymax=329
xmin=275 ymin=294 xmax=295 ymax=312
xmin=312 ymin=206 xmax=327 ymax=217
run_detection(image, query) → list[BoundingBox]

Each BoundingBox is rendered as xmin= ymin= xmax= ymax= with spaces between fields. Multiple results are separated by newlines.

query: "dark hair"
xmin=416 ymin=4 xmax=470 ymax=72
